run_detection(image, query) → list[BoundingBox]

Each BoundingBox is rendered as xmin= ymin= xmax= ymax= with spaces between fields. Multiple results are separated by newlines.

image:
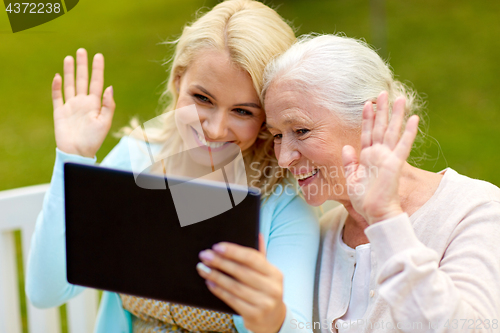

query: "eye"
xmin=234 ymin=108 xmax=253 ymax=117
xmin=296 ymin=129 xmax=310 ymax=136
xmin=194 ymin=94 xmax=211 ymax=103
xmin=273 ymin=133 xmax=282 ymax=142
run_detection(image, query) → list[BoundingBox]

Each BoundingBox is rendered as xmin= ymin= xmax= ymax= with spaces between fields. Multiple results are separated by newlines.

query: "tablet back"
xmin=64 ymin=162 xmax=260 ymax=314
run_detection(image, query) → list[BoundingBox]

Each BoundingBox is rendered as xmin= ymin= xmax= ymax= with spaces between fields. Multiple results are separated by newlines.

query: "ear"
xmin=174 ymin=75 xmax=181 ymax=93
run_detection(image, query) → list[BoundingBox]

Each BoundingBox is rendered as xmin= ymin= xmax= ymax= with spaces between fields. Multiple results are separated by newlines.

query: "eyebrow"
xmin=195 ymin=85 xmax=217 ymax=101
xmin=267 ymin=119 xmax=293 ymax=129
xmin=235 ymin=102 xmax=261 ymax=109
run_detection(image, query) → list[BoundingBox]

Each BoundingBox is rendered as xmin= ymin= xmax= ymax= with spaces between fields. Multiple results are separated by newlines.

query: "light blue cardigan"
xmin=26 ymin=137 xmax=319 ymax=333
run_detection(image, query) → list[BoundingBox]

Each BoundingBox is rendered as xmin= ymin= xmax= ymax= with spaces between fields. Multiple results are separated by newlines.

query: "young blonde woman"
xmin=25 ymin=1 xmax=319 ymax=333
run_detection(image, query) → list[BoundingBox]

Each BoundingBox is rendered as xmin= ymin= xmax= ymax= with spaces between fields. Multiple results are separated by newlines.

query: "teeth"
xmin=196 ymin=131 xmax=227 ymax=148
xmin=295 ymin=169 xmax=318 ymax=180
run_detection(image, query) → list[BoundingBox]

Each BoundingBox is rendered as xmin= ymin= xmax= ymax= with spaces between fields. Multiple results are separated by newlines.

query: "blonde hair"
xmin=120 ymin=0 xmax=296 ymax=197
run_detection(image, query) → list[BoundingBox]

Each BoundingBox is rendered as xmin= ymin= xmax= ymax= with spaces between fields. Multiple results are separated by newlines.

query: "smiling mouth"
xmin=294 ymin=169 xmax=319 ymax=181
xmin=192 ymin=127 xmax=230 ymax=149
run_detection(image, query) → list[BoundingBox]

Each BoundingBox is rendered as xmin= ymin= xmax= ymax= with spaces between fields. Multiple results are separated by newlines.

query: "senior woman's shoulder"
xmin=442 ymin=168 xmax=500 ymax=204
xmin=423 ymin=168 xmax=500 ymax=231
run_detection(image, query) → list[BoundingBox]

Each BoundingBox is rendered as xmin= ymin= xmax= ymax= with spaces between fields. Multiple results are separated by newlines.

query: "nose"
xmin=201 ymin=109 xmax=228 ymax=140
xmin=276 ymin=137 xmax=301 ymax=168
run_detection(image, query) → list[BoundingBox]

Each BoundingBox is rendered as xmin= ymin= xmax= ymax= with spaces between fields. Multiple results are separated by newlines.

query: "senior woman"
xmin=261 ymin=34 xmax=500 ymax=332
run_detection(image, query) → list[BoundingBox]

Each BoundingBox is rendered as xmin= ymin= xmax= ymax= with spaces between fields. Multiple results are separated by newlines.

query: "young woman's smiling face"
xmin=175 ymin=49 xmax=266 ymax=155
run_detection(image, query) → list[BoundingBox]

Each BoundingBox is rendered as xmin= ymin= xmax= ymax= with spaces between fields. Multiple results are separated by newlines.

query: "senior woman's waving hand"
xmin=341 ymin=91 xmax=420 ymax=225
xmin=263 ymin=34 xmax=500 ymax=332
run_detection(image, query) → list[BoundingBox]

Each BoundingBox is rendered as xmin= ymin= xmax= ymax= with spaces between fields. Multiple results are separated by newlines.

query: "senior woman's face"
xmin=265 ymin=80 xmax=360 ymax=206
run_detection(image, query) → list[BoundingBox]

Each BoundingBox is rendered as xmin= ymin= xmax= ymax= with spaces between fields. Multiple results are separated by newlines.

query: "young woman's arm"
xmin=26 ymin=150 xmax=95 ymax=307
xmin=25 ymin=136 xmax=134 ymax=307
xmin=26 ymin=48 xmax=116 ymax=307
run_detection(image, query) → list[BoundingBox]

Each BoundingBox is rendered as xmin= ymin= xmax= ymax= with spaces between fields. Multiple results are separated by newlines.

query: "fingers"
xmin=52 ymin=74 xmax=64 ymax=110
xmin=101 ymin=86 xmax=115 ymax=120
xmin=197 ymin=243 xmax=286 ymax=332
xmin=383 ymin=97 xmax=406 ymax=149
xmin=197 ymin=262 xmax=264 ymax=307
xmin=372 ymin=91 xmax=389 ymax=144
xmin=208 ymin=243 xmax=271 ymax=276
xmin=361 ymin=101 xmax=374 ymax=149
xmin=76 ymin=48 xmax=88 ymax=95
xmin=199 ymin=249 xmax=275 ymax=292
xmin=202 ymin=273 xmax=255 ymax=315
xmin=62 ymin=49 xmax=106 ymax=100
xmin=364 ymin=92 xmax=413 ymax=154
xmin=63 ymin=56 xmax=75 ymax=99
xmin=394 ymin=115 xmax=419 ymax=161
xmin=89 ymin=53 xmax=104 ymax=98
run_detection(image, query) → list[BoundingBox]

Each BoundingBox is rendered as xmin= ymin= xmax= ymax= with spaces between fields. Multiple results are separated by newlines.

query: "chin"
xmin=186 ymin=148 xmax=214 ymax=167
xmin=301 ymin=190 xmax=329 ymax=207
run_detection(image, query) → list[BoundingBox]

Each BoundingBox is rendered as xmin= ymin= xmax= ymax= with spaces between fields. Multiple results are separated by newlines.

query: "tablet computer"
xmin=64 ymin=162 xmax=260 ymax=314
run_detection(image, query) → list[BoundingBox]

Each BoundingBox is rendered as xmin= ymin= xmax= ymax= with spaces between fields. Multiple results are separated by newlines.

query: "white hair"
xmin=262 ymin=33 xmax=424 ymax=128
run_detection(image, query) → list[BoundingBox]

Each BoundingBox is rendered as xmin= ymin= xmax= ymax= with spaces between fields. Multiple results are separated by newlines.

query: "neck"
xmin=398 ymin=162 xmax=443 ymax=216
xmin=341 ymin=202 xmax=370 ymax=248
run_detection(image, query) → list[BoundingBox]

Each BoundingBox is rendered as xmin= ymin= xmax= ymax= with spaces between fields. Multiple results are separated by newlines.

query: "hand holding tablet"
xmin=64 ymin=162 xmax=260 ymax=314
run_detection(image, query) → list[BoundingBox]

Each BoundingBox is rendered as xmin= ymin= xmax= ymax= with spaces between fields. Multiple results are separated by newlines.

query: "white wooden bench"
xmin=0 ymin=184 xmax=98 ymax=333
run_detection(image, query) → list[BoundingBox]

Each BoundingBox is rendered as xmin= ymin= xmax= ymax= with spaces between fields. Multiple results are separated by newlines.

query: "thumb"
xmin=342 ymin=145 xmax=358 ymax=179
xmin=101 ymin=86 xmax=115 ymax=120
xmin=258 ymin=233 xmax=266 ymax=255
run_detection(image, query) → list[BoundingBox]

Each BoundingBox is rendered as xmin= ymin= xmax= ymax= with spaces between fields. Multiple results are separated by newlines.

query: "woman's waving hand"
xmin=53 ymin=48 xmax=115 ymax=158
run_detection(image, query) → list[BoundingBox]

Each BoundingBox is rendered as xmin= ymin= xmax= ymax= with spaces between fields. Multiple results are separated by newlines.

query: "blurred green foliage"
xmin=1 ymin=0 xmax=499 ymax=191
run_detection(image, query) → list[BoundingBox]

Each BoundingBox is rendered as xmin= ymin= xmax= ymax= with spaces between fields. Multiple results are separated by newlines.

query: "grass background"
xmin=1 ymin=0 xmax=499 ymax=191
xmin=1 ymin=0 xmax=499 ymax=332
